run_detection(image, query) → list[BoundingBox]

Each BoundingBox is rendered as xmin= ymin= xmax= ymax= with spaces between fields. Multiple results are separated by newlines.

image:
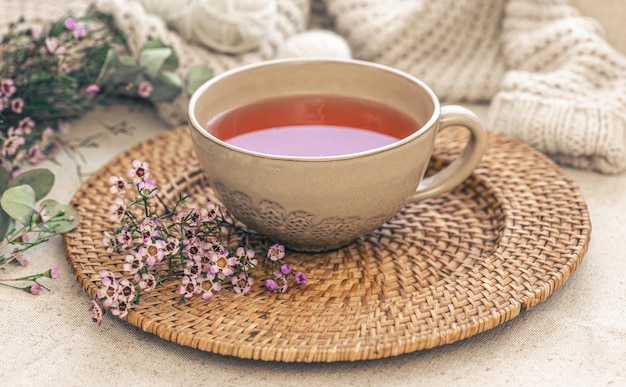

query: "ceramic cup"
xmin=188 ymin=58 xmax=486 ymax=252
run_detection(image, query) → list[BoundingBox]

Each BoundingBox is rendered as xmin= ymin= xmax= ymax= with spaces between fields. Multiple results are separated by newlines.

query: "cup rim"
xmin=187 ymin=57 xmax=441 ymax=162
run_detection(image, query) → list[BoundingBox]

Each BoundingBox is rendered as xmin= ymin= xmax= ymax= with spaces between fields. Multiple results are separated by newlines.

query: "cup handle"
xmin=410 ymin=105 xmax=487 ymax=203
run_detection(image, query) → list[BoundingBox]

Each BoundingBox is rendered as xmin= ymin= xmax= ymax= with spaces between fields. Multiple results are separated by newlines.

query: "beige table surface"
xmin=2 ymin=1 xmax=626 ymax=385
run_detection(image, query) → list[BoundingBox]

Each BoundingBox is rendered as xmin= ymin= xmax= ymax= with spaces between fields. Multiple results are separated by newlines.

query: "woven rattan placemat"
xmin=64 ymin=126 xmax=591 ymax=362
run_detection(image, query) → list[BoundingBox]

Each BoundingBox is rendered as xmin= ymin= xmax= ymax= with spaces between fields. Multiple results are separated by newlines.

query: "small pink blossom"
xmin=137 ymin=81 xmax=153 ymax=98
xmin=294 ymin=271 xmax=308 ymax=286
xmin=64 ymin=17 xmax=76 ymax=30
xmin=142 ymin=239 xmax=166 ymax=266
xmin=86 ymin=84 xmax=100 ymax=95
xmin=137 ymin=273 xmax=157 ymax=292
xmin=232 ymin=272 xmax=254 ymax=294
xmin=89 ymin=300 xmax=104 ymax=326
xmin=29 ymin=283 xmax=42 ymax=295
xmin=264 ymin=278 xmax=277 ymax=292
xmin=109 ymin=197 xmax=127 ymax=222
xmin=177 ymin=276 xmax=200 ymax=300
xmin=18 ymin=117 xmax=35 ymax=133
xmin=30 ymin=26 xmax=42 ymax=38
xmin=1 ymin=78 xmax=16 ymax=96
xmin=48 ymin=266 xmax=60 ymax=281
xmin=45 ymin=37 xmax=59 ymax=53
xmin=102 ymin=230 xmax=119 ymax=253
xmin=128 ymin=160 xmax=150 ymax=182
xmin=10 ymin=98 xmax=23 ymax=113
xmin=108 ymin=175 xmax=128 ymax=196
xmin=124 ymin=250 xmax=144 ymax=275
xmin=267 ymin=244 xmax=285 ymax=262
xmin=73 ymin=27 xmax=85 ymax=39
xmin=27 ymin=145 xmax=44 ymax=164
xmin=280 ymin=263 xmax=292 ymax=275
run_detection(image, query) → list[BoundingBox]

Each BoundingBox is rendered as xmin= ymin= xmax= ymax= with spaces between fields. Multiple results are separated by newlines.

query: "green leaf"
xmin=142 ymin=39 xmax=166 ymax=50
xmin=8 ymin=168 xmax=54 ymax=201
xmin=150 ymin=71 xmax=182 ymax=102
xmin=186 ymin=65 xmax=213 ymax=95
xmin=39 ymin=199 xmax=79 ymax=234
xmin=1 ymin=185 xmax=36 ymax=225
xmin=111 ymin=54 xmax=144 ymax=84
xmin=0 ymin=166 xmax=9 ymax=194
xmin=0 ymin=208 xmax=14 ymax=241
xmin=139 ymin=47 xmax=178 ymax=78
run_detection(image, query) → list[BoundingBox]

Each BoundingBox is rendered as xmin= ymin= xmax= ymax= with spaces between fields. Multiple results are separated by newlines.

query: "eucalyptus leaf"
xmin=142 ymin=40 xmax=166 ymax=50
xmin=139 ymin=47 xmax=176 ymax=78
xmin=39 ymin=199 xmax=80 ymax=234
xmin=186 ymin=65 xmax=213 ymax=95
xmin=0 ymin=166 xmax=9 ymax=194
xmin=8 ymin=168 xmax=54 ymax=201
xmin=111 ymin=54 xmax=144 ymax=84
xmin=150 ymin=71 xmax=182 ymax=102
xmin=1 ymin=185 xmax=36 ymax=225
xmin=0 ymin=208 xmax=13 ymax=241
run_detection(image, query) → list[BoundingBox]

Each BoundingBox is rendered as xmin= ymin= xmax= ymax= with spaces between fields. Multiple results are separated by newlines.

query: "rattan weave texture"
xmin=64 ymin=126 xmax=591 ymax=362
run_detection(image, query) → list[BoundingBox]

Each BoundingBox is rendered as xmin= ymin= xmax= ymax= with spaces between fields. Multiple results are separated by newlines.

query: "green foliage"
xmin=1 ymin=185 xmax=36 ymax=226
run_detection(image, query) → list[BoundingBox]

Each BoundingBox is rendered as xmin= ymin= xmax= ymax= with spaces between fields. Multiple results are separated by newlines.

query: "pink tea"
xmin=205 ymin=94 xmax=421 ymax=157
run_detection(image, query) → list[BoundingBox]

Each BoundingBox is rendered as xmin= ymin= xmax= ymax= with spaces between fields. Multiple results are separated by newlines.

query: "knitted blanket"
xmin=2 ymin=0 xmax=625 ymax=174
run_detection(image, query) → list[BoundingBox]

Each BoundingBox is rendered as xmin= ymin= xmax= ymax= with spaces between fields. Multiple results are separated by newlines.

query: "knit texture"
xmin=2 ymin=0 xmax=625 ymax=173
xmin=94 ymin=0 xmax=311 ymax=127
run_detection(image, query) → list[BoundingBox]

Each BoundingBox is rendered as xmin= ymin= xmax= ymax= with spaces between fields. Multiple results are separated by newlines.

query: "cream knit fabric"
xmin=2 ymin=0 xmax=625 ymax=174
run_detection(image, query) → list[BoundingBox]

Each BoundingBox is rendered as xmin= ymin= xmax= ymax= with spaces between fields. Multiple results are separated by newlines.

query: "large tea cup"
xmin=188 ymin=58 xmax=486 ymax=252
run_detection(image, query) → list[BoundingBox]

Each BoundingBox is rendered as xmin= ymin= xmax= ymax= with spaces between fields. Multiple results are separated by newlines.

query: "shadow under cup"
xmin=188 ymin=59 xmax=446 ymax=252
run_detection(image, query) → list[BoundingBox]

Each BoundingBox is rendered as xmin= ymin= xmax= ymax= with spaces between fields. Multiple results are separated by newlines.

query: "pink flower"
xmin=29 ymin=283 xmax=41 ymax=295
xmin=108 ymin=175 xmax=128 ymax=196
xmin=138 ymin=273 xmax=157 ymax=292
xmin=137 ymin=81 xmax=153 ymax=98
xmin=97 ymin=270 xmax=120 ymax=308
xmin=18 ymin=117 xmax=35 ymax=132
xmin=48 ymin=266 xmax=60 ymax=281
xmin=267 ymin=244 xmax=285 ymax=262
xmin=124 ymin=250 xmax=144 ymax=275
xmin=294 ymin=271 xmax=308 ymax=286
xmin=232 ymin=272 xmax=253 ymax=294
xmin=64 ymin=18 xmax=76 ymax=30
xmin=280 ymin=263 xmax=292 ymax=275
xmin=45 ymin=37 xmax=59 ymax=53
xmin=1 ymin=78 xmax=16 ymax=96
xmin=109 ymin=197 xmax=127 ymax=222
xmin=10 ymin=98 xmax=24 ymax=113
xmin=89 ymin=300 xmax=104 ymax=326
xmin=142 ymin=239 xmax=166 ymax=266
xmin=86 ymin=84 xmax=100 ymax=95
xmin=102 ymin=230 xmax=119 ymax=253
xmin=177 ymin=276 xmax=200 ymax=299
xmin=264 ymin=278 xmax=277 ymax=292
xmin=128 ymin=160 xmax=150 ymax=182
xmin=209 ymin=250 xmax=237 ymax=276
xmin=73 ymin=27 xmax=85 ymax=39
xmin=30 ymin=26 xmax=42 ymax=38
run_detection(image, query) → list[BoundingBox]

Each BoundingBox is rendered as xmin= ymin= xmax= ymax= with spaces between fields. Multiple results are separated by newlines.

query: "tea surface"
xmin=206 ymin=94 xmax=420 ymax=156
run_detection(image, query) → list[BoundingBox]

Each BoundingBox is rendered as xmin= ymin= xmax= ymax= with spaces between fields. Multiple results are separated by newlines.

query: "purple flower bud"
xmin=294 ymin=272 xmax=308 ymax=286
xmin=64 ymin=18 xmax=76 ymax=30
xmin=29 ymin=283 xmax=41 ymax=295
xmin=264 ymin=279 xmax=277 ymax=292
xmin=280 ymin=264 xmax=291 ymax=275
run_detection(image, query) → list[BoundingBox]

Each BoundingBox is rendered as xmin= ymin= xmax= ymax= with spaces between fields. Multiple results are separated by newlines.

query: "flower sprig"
xmin=89 ymin=160 xmax=307 ymax=325
xmin=0 ymin=165 xmax=79 ymax=293
xmin=1 ymin=8 xmax=213 ymax=177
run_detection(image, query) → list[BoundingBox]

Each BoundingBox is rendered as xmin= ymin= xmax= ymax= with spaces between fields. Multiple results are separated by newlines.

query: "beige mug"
xmin=188 ymin=58 xmax=486 ymax=252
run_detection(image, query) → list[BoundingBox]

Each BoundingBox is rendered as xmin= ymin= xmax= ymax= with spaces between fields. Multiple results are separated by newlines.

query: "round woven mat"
xmin=64 ymin=126 xmax=591 ymax=362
